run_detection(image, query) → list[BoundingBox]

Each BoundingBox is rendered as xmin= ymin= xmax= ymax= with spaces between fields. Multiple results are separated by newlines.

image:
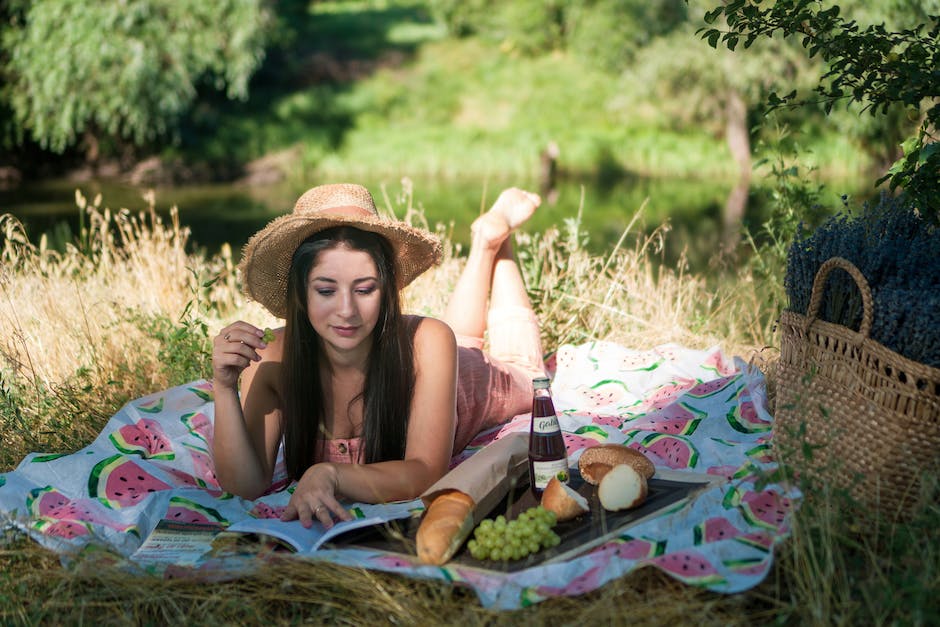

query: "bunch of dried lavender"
xmin=785 ymin=193 xmax=940 ymax=367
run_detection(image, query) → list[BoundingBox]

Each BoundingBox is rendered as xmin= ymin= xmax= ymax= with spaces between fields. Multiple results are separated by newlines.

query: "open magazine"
xmin=226 ymin=498 xmax=420 ymax=553
xmin=131 ymin=498 xmax=423 ymax=566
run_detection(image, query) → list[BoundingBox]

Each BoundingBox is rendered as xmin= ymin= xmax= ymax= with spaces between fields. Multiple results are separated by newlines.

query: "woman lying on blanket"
xmin=212 ymin=183 xmax=546 ymax=528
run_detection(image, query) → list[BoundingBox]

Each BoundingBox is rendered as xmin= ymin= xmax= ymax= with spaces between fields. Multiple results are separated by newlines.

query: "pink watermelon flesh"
xmin=89 ymin=454 xmax=173 ymax=508
xmin=735 ymin=531 xmax=775 ymax=553
xmin=652 ymin=550 xmax=725 ymax=585
xmin=578 ymin=380 xmax=628 ymax=408
xmin=722 ymin=557 xmax=768 ymax=575
xmin=702 ymin=351 xmax=735 ymax=376
xmin=166 ymin=496 xmax=225 ymax=525
xmin=726 ymin=399 xmax=772 ymax=433
xmin=619 ymin=353 xmax=663 ymax=371
xmin=685 ymin=376 xmax=740 ymax=398
xmin=34 ymin=519 xmax=91 ymax=539
xmin=633 ymin=434 xmax=699 ymax=469
xmin=627 ymin=402 xmax=704 ymax=436
xmin=249 ymin=502 xmax=285 ymax=519
xmin=564 ymin=433 xmax=602 ymax=456
xmin=741 ymin=490 xmax=791 ymax=530
xmin=181 ymin=411 xmax=213 ymax=444
xmin=641 ymin=379 xmax=698 ymax=410
xmin=110 ymin=418 xmax=174 ymax=459
xmin=617 ymin=536 xmax=667 ymax=559
xmin=724 ymin=486 xmax=791 ymax=530
xmin=187 ymin=383 xmax=214 ymax=402
xmin=28 ymin=486 xmax=135 ymax=533
xmin=693 ymin=517 xmax=743 ymax=545
xmin=183 ymin=443 xmax=220 ymax=488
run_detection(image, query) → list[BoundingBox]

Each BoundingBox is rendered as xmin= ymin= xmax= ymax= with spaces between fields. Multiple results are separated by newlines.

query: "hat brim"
xmin=238 ymin=211 xmax=442 ymax=319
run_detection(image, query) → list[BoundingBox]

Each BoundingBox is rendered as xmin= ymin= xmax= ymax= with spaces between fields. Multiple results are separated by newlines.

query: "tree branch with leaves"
xmin=696 ymin=0 xmax=939 ymax=220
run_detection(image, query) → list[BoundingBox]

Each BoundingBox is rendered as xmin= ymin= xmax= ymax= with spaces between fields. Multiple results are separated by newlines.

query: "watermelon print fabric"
xmin=0 ymin=342 xmax=798 ymax=609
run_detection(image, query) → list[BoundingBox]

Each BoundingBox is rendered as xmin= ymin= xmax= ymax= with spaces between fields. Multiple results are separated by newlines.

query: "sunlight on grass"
xmin=0 ymin=189 xmax=935 ymax=624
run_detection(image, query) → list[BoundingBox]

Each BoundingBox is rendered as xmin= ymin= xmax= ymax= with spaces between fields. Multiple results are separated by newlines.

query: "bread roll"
xmin=578 ymin=444 xmax=655 ymax=483
xmin=416 ymin=489 xmax=475 ymax=565
xmin=597 ymin=463 xmax=649 ymax=511
xmin=540 ymin=476 xmax=590 ymax=521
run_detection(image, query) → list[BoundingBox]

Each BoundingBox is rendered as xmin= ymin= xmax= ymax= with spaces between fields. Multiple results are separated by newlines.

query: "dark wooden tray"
xmin=329 ymin=468 xmax=709 ymax=573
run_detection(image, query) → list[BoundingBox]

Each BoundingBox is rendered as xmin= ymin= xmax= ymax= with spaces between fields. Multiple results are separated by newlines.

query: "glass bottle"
xmin=528 ymin=377 xmax=569 ymax=497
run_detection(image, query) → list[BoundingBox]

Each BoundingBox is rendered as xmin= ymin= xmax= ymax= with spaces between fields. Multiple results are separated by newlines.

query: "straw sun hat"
xmin=238 ymin=183 xmax=442 ymax=319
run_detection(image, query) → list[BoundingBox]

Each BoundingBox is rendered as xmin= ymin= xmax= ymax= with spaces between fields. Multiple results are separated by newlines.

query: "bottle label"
xmin=532 ymin=458 xmax=570 ymax=490
xmin=532 ymin=415 xmax=561 ymax=434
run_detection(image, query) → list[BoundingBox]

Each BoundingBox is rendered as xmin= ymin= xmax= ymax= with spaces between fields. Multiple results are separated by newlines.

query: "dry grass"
xmin=0 ymin=191 xmax=936 ymax=625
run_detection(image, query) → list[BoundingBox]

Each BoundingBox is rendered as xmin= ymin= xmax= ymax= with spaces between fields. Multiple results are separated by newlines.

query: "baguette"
xmin=416 ymin=489 xmax=475 ymax=565
xmin=578 ymin=444 xmax=655 ymax=483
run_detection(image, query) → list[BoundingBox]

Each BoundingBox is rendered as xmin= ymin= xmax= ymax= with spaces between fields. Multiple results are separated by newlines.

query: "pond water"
xmin=0 ymin=174 xmax=867 ymax=273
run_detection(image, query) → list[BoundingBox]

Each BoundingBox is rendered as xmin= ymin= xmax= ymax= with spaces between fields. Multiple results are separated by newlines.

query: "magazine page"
xmin=131 ymin=519 xmax=223 ymax=566
xmin=226 ymin=498 xmax=422 ymax=554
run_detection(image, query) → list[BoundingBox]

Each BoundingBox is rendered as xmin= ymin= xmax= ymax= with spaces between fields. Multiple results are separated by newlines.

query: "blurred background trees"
xmin=0 ymin=0 xmax=935 ymax=231
xmin=0 ymin=0 xmax=272 ymax=166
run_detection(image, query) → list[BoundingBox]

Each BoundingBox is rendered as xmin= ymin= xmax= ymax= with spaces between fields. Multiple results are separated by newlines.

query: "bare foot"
xmin=471 ymin=188 xmax=541 ymax=249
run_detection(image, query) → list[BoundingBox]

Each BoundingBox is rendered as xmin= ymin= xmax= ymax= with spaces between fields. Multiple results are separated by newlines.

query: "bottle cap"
xmin=533 ymin=377 xmax=551 ymax=389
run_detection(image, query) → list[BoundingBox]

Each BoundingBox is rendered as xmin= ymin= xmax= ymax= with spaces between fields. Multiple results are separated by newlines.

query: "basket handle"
xmin=804 ymin=256 xmax=873 ymax=338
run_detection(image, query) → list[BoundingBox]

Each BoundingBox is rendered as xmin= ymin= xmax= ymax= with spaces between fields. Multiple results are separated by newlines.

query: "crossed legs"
xmin=443 ymin=188 xmax=545 ymax=376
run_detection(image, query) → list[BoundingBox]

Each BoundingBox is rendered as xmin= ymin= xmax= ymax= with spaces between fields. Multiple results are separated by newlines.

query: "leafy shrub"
xmin=785 ymin=193 xmax=940 ymax=367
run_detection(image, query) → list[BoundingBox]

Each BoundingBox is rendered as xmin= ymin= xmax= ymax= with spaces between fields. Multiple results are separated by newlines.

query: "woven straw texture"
xmin=238 ymin=183 xmax=442 ymax=319
xmin=774 ymin=257 xmax=940 ymax=509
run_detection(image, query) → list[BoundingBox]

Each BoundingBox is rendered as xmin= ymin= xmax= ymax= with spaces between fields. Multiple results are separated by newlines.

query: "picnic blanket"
xmin=0 ymin=341 xmax=797 ymax=609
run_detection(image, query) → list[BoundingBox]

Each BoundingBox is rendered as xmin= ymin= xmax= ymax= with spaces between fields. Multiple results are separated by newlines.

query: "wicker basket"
xmin=774 ymin=257 xmax=940 ymax=509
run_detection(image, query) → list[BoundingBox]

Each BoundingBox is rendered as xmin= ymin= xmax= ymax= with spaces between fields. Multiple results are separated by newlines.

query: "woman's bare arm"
xmin=212 ymin=323 xmax=285 ymax=499
xmin=282 ymin=317 xmax=458 ymax=526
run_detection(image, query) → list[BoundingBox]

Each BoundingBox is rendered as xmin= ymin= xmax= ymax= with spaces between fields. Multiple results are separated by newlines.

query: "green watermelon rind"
xmin=109 ymin=423 xmax=175 ymax=460
xmin=33 ymin=518 xmax=91 ymax=538
xmin=181 ymin=411 xmax=213 ymax=444
xmin=685 ymin=375 xmax=741 ymax=399
xmin=620 ymin=357 xmax=664 ymax=372
xmin=725 ymin=403 xmax=772 ymax=434
xmin=88 ymin=454 xmax=170 ymax=509
xmin=136 ymin=397 xmax=165 ymax=414
xmin=30 ymin=453 xmax=68 ymax=463
xmin=722 ymin=557 xmax=766 ymax=572
xmin=734 ymin=534 xmax=773 ymax=553
xmin=187 ymin=385 xmax=214 ymax=402
xmin=589 ymin=378 xmax=629 ymax=391
xmin=167 ymin=496 xmax=227 ymax=525
xmin=573 ymin=425 xmax=609 ymax=438
xmin=618 ymin=535 xmax=668 ymax=558
xmin=638 ymin=433 xmax=700 ymax=468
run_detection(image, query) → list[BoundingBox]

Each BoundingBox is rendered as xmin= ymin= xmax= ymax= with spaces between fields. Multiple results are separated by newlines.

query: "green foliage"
xmin=697 ymin=0 xmax=940 ymax=221
xmin=0 ymin=0 xmax=272 ymax=153
xmin=131 ymin=272 xmax=217 ymax=386
xmin=427 ymin=0 xmax=687 ymax=69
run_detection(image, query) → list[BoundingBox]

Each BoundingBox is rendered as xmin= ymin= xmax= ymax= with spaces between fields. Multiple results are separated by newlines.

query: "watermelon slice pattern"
xmin=0 ymin=346 xmax=796 ymax=609
xmin=110 ymin=418 xmax=175 ymax=460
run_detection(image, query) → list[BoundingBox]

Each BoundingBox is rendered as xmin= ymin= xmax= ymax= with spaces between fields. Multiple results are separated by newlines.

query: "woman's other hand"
xmin=281 ymin=463 xmax=354 ymax=528
xmin=212 ymin=322 xmax=268 ymax=391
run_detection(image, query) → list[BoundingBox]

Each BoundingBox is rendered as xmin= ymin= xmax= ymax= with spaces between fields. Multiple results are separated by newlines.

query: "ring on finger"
xmin=224 ymin=333 xmax=231 ymax=341
xmin=314 ymin=505 xmax=324 ymax=516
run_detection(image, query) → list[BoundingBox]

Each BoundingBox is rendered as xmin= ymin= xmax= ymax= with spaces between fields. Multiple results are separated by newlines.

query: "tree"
xmin=0 ymin=0 xmax=272 ymax=160
xmin=427 ymin=0 xmax=688 ymax=71
xmin=696 ymin=0 xmax=940 ymax=220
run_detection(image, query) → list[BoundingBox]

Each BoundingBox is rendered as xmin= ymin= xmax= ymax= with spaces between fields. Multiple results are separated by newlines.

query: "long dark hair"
xmin=281 ymin=226 xmax=416 ymax=481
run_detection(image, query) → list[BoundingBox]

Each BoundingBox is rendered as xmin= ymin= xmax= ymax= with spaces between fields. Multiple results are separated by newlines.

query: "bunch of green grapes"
xmin=262 ymin=328 xmax=275 ymax=343
xmin=467 ymin=506 xmax=560 ymax=561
